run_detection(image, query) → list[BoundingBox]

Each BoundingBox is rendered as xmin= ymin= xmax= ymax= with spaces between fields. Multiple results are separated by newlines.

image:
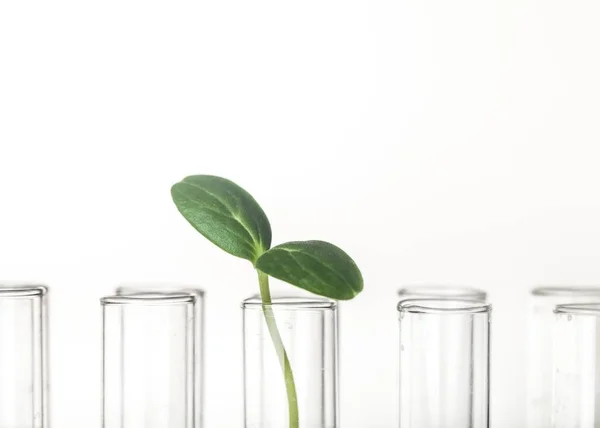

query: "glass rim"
xmin=115 ymin=283 xmax=205 ymax=297
xmin=531 ymin=286 xmax=600 ymax=296
xmin=101 ymin=292 xmax=195 ymax=306
xmin=242 ymin=295 xmax=337 ymax=310
xmin=0 ymin=284 xmax=47 ymax=297
xmin=398 ymin=298 xmax=491 ymax=314
xmin=555 ymin=303 xmax=600 ymax=316
xmin=398 ymin=285 xmax=486 ymax=300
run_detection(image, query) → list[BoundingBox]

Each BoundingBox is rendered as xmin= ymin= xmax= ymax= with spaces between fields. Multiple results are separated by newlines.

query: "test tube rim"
xmin=398 ymin=298 xmax=491 ymax=314
xmin=115 ymin=283 xmax=205 ymax=297
xmin=554 ymin=302 xmax=600 ymax=316
xmin=531 ymin=285 xmax=600 ymax=297
xmin=242 ymin=295 xmax=337 ymax=310
xmin=0 ymin=284 xmax=47 ymax=297
xmin=101 ymin=292 xmax=195 ymax=306
xmin=398 ymin=284 xmax=487 ymax=300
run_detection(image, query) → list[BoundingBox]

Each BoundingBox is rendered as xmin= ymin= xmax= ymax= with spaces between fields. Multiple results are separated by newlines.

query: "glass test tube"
xmin=243 ymin=296 xmax=338 ymax=428
xmin=398 ymin=298 xmax=491 ymax=428
xmin=0 ymin=285 xmax=48 ymax=428
xmin=527 ymin=286 xmax=600 ymax=428
xmin=102 ymin=293 xmax=195 ymax=428
xmin=552 ymin=303 xmax=600 ymax=428
xmin=398 ymin=285 xmax=487 ymax=301
xmin=116 ymin=284 xmax=204 ymax=428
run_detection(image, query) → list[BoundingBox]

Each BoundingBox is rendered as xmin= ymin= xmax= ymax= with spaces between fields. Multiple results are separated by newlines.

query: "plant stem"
xmin=257 ymin=270 xmax=300 ymax=428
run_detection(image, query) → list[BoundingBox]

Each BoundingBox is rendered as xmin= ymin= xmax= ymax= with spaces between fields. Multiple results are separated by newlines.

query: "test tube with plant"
xmin=171 ymin=175 xmax=363 ymax=428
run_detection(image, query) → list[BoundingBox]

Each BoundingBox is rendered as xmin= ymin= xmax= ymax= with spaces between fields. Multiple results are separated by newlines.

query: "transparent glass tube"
xmin=398 ymin=298 xmax=491 ymax=428
xmin=243 ymin=296 xmax=338 ymax=428
xmin=102 ymin=293 xmax=195 ymax=428
xmin=398 ymin=285 xmax=487 ymax=301
xmin=552 ymin=303 xmax=600 ymax=428
xmin=115 ymin=284 xmax=204 ymax=428
xmin=527 ymin=286 xmax=600 ymax=428
xmin=0 ymin=285 xmax=48 ymax=428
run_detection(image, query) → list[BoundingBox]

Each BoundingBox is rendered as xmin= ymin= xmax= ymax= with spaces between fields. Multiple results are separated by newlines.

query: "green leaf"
xmin=256 ymin=240 xmax=363 ymax=300
xmin=171 ymin=175 xmax=272 ymax=262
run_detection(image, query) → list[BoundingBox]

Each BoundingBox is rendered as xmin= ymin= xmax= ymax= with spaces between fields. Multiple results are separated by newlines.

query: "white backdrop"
xmin=2 ymin=0 xmax=600 ymax=427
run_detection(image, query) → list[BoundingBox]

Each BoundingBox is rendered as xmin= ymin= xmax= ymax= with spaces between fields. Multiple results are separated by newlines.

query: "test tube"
xmin=116 ymin=284 xmax=204 ymax=428
xmin=528 ymin=286 xmax=600 ymax=428
xmin=0 ymin=284 xmax=48 ymax=428
xmin=102 ymin=292 xmax=195 ymax=428
xmin=552 ymin=303 xmax=600 ymax=428
xmin=243 ymin=295 xmax=339 ymax=428
xmin=398 ymin=298 xmax=491 ymax=428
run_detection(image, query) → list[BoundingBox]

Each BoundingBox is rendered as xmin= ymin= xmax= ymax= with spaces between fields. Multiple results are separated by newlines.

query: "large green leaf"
xmin=256 ymin=240 xmax=363 ymax=300
xmin=171 ymin=175 xmax=271 ymax=262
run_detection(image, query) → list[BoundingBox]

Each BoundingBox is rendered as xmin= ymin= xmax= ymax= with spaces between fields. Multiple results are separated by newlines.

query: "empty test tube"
xmin=527 ymin=286 xmax=600 ymax=428
xmin=0 ymin=285 xmax=48 ymax=428
xmin=398 ymin=298 xmax=491 ymax=428
xmin=552 ymin=303 xmax=600 ymax=428
xmin=116 ymin=284 xmax=204 ymax=428
xmin=102 ymin=292 xmax=195 ymax=428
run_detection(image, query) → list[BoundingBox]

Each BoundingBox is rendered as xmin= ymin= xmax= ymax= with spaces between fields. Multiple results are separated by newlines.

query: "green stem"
xmin=257 ymin=270 xmax=300 ymax=428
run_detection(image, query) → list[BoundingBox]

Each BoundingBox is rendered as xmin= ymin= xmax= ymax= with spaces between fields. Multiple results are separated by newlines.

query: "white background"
xmin=1 ymin=0 xmax=600 ymax=426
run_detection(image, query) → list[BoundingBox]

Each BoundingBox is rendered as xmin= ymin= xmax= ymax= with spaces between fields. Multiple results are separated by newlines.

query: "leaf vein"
xmin=279 ymin=247 xmax=350 ymax=289
xmin=181 ymin=182 xmax=260 ymax=249
xmin=177 ymin=191 xmax=256 ymax=252
xmin=275 ymin=249 xmax=339 ymax=296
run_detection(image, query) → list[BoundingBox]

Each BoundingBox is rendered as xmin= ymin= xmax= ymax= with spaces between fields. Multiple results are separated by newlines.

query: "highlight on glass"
xmin=102 ymin=292 xmax=196 ymax=428
xmin=398 ymin=285 xmax=487 ymax=302
xmin=552 ymin=303 xmax=600 ymax=428
xmin=527 ymin=286 xmax=600 ymax=428
xmin=398 ymin=298 xmax=491 ymax=428
xmin=115 ymin=284 xmax=204 ymax=428
xmin=242 ymin=296 xmax=339 ymax=428
xmin=0 ymin=284 xmax=49 ymax=428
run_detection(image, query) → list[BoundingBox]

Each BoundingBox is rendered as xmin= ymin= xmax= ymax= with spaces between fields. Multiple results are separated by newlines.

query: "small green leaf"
xmin=171 ymin=175 xmax=271 ymax=262
xmin=256 ymin=240 xmax=363 ymax=300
